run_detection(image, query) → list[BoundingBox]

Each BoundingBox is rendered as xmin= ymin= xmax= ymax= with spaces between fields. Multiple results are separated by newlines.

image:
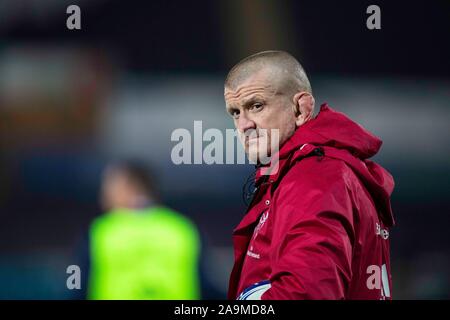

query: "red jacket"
xmin=228 ymin=103 xmax=395 ymax=300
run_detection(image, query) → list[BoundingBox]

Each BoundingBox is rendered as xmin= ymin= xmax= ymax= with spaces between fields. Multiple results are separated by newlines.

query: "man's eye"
xmin=230 ymin=110 xmax=240 ymax=119
xmin=250 ymin=103 xmax=263 ymax=111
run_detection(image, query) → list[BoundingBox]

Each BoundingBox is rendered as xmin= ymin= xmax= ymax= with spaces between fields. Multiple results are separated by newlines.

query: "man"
xmin=77 ymin=161 xmax=203 ymax=299
xmin=224 ymin=51 xmax=395 ymax=300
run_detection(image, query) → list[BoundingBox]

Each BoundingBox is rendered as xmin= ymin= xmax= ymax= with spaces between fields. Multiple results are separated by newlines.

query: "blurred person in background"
xmin=225 ymin=51 xmax=395 ymax=300
xmin=74 ymin=161 xmax=205 ymax=299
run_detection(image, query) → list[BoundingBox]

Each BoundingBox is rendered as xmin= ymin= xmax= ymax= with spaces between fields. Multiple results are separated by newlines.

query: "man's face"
xmin=100 ymin=167 xmax=130 ymax=211
xmin=224 ymin=69 xmax=297 ymax=163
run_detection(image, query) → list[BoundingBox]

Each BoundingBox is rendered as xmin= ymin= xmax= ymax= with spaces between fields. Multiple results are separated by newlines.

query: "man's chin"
xmin=246 ymin=153 xmax=258 ymax=164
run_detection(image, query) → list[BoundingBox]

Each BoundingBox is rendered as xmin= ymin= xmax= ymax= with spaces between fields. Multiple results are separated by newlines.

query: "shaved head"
xmin=225 ymin=50 xmax=312 ymax=96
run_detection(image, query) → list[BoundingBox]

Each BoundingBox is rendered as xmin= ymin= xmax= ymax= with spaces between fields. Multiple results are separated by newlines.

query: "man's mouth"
xmin=244 ymin=136 xmax=262 ymax=150
xmin=245 ymin=135 xmax=260 ymax=144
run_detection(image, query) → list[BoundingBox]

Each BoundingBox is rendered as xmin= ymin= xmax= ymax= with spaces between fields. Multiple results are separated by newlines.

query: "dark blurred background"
xmin=0 ymin=0 xmax=449 ymax=299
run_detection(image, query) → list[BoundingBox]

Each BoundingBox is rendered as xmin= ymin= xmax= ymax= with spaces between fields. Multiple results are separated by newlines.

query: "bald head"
xmin=225 ymin=50 xmax=312 ymax=96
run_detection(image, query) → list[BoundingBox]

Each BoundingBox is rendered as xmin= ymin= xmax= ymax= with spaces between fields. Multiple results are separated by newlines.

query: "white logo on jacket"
xmin=376 ymin=222 xmax=389 ymax=240
xmin=247 ymin=211 xmax=269 ymax=259
xmin=253 ymin=211 xmax=269 ymax=241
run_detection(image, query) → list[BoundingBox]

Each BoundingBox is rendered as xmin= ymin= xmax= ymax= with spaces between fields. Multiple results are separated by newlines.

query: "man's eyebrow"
xmin=225 ymin=104 xmax=238 ymax=114
xmin=241 ymin=95 xmax=264 ymax=107
xmin=225 ymin=93 xmax=265 ymax=110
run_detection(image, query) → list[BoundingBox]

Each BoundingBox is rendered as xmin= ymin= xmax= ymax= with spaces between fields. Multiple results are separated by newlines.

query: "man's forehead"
xmin=224 ymin=71 xmax=279 ymax=102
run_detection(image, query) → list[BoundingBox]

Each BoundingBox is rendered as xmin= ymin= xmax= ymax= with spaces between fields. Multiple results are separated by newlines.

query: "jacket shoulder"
xmin=281 ymin=155 xmax=356 ymax=193
xmin=273 ymin=156 xmax=358 ymax=217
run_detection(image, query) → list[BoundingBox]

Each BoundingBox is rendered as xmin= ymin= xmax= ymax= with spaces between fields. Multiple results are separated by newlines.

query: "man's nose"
xmin=236 ymin=113 xmax=256 ymax=133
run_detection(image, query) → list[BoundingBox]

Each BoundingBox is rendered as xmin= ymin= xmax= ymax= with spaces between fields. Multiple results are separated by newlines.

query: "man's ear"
xmin=292 ymin=92 xmax=315 ymax=127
